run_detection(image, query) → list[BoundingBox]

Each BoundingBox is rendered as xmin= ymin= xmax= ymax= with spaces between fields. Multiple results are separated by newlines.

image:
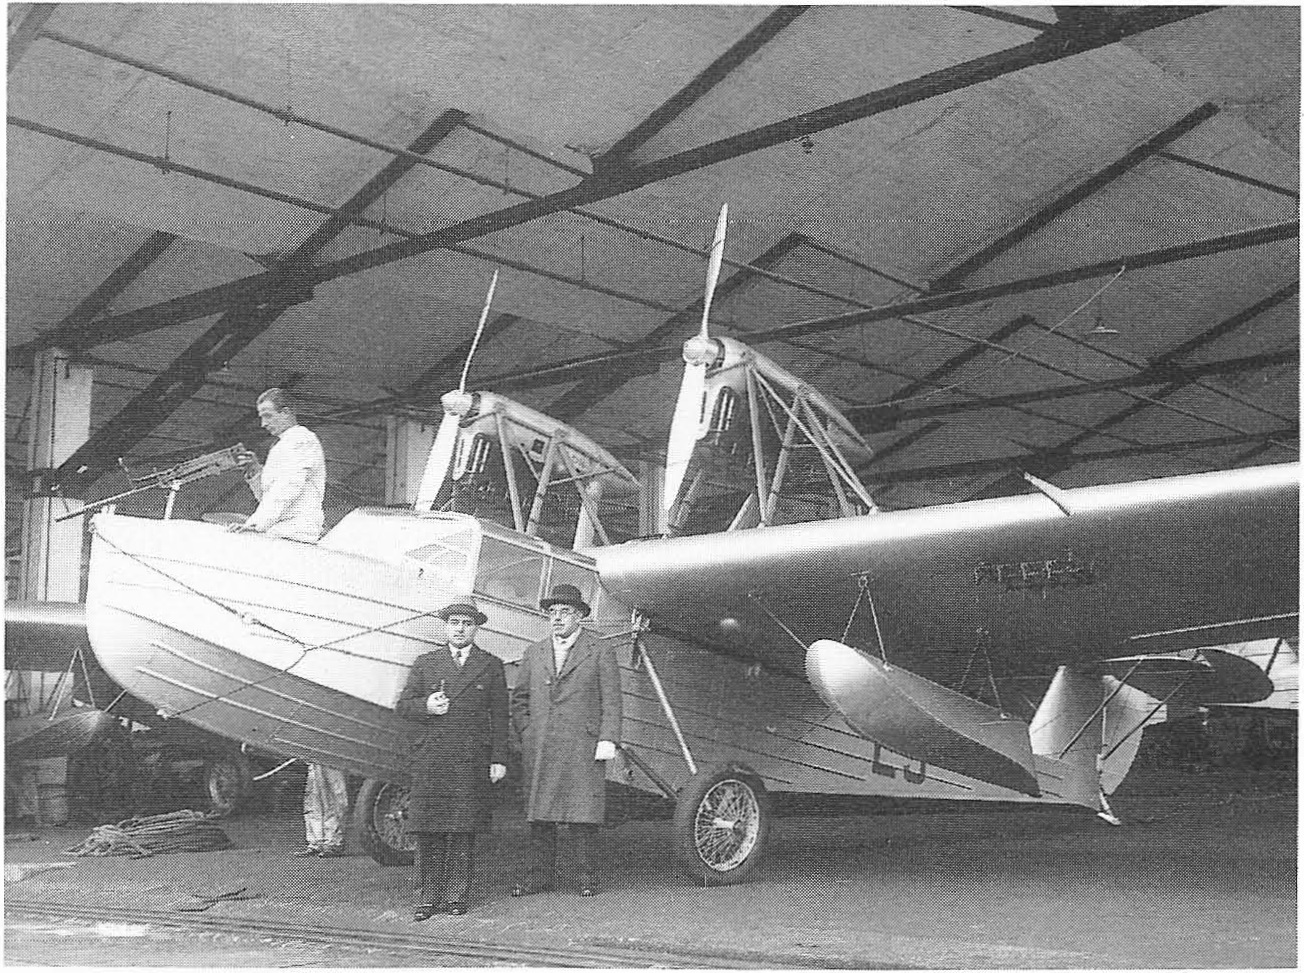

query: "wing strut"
xmin=632 ymin=617 xmax=698 ymax=776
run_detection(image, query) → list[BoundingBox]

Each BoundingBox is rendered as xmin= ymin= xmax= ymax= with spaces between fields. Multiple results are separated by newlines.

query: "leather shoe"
xmin=511 ymin=883 xmax=553 ymax=897
xmin=317 ymin=846 xmax=345 ymax=858
xmin=292 ymin=847 xmax=319 ymax=857
xmin=445 ymin=901 xmax=468 ymax=916
xmin=413 ymin=903 xmax=441 ymax=922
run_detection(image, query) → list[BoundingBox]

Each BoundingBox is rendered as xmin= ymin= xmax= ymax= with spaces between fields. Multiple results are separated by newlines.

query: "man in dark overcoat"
xmin=510 ymin=583 xmax=622 ymax=897
xmin=396 ymin=599 xmax=508 ymax=919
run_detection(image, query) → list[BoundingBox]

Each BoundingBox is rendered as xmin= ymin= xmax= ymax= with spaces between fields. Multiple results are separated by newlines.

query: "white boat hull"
xmin=86 ymin=511 xmax=1113 ymax=807
xmin=87 ymin=514 xmax=459 ymax=780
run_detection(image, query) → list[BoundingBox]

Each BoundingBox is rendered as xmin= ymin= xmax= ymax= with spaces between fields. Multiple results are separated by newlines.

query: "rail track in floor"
xmin=6 ymin=897 xmax=863 ymax=968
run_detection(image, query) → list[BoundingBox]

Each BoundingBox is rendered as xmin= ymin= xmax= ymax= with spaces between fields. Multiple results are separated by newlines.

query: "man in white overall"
xmin=234 ymin=388 xmax=346 ymax=856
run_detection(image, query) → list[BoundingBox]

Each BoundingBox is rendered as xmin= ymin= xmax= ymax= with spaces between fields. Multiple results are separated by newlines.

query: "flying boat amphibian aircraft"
xmin=30 ymin=207 xmax=1301 ymax=881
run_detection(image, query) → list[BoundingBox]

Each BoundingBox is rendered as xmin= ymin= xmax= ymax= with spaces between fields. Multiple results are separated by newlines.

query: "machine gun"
xmin=55 ymin=444 xmax=248 ymax=522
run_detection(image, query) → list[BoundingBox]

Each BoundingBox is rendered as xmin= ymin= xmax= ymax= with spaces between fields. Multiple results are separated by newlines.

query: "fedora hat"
xmin=437 ymin=599 xmax=488 ymax=625
xmin=539 ymin=583 xmax=590 ymax=618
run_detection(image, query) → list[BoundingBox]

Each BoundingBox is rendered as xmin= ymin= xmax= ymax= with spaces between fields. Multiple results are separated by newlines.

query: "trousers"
xmin=525 ymin=821 xmax=598 ymax=888
xmin=303 ymin=764 xmax=349 ymax=850
xmin=413 ymin=832 xmax=475 ymax=905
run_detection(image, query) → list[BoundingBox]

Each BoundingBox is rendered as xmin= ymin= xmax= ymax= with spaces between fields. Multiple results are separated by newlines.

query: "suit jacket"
xmin=396 ymin=644 xmax=508 ymax=833
xmin=510 ymin=629 xmax=621 ymax=824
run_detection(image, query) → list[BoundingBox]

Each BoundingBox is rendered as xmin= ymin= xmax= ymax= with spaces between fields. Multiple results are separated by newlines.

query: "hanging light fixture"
xmin=1087 ymin=306 xmax=1119 ymax=337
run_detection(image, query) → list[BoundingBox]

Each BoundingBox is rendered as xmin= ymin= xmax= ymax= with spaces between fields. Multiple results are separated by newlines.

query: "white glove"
xmin=426 ymin=692 xmax=449 ymax=715
xmin=594 ymin=740 xmax=617 ymax=761
xmin=489 ymin=763 xmax=507 ymax=784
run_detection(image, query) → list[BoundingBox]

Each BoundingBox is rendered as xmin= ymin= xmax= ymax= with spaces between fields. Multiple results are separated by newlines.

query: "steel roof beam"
xmin=1163 ymin=280 xmax=1299 ymax=362
xmin=9 ymin=3 xmax=57 ymax=73
xmin=326 ymin=313 xmax=525 ymax=423
xmin=53 ymin=111 xmax=468 ymax=495
xmin=864 ymin=427 xmax=1299 ymax=485
xmin=15 ymin=229 xmax=177 ymax=362
xmin=877 ymin=313 xmax=1038 ymax=406
xmin=8 ymin=115 xmax=680 ymax=358
xmin=967 ymin=282 xmax=1301 ymax=491
xmin=28 ymin=7 xmax=1217 ymax=347
xmin=930 ymin=102 xmax=1219 ymax=291
xmin=781 ymin=335 xmax=1183 ymax=454
xmin=408 ymin=223 xmax=1299 ymax=400
xmin=853 ymin=347 xmax=1298 ymax=429
xmin=806 ymin=106 xmax=1225 ymax=425
xmin=54 ymin=303 xmax=277 ymax=495
xmin=856 ymin=314 xmax=1037 ymax=464
xmin=1155 ymin=150 xmax=1300 ymax=200
xmin=762 ymin=221 xmax=1298 ymax=346
xmin=949 ymin=6 xmax=1059 ymax=32
xmin=29 ymin=25 xmax=858 ymax=309
xmin=596 ymin=6 xmax=809 ymax=167
xmin=544 ymin=233 xmax=810 ymax=422
xmin=1035 ymin=281 xmax=1300 ymax=446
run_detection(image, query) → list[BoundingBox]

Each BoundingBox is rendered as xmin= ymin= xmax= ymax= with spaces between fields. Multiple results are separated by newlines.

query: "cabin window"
xmin=546 ymin=560 xmax=599 ymax=611
xmin=474 ymin=535 xmax=545 ymax=604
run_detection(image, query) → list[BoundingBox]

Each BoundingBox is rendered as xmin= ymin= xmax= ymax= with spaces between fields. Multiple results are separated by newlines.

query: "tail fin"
xmin=1030 ymin=666 xmax=1162 ymax=809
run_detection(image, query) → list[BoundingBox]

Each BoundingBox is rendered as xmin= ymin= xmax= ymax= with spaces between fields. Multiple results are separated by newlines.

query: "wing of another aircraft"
xmin=5 ymin=601 xmax=88 ymax=672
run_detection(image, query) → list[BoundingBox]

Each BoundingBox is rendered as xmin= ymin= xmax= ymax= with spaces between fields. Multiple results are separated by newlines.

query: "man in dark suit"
xmin=396 ymin=599 xmax=508 ymax=919
xmin=510 ymin=584 xmax=622 ymax=897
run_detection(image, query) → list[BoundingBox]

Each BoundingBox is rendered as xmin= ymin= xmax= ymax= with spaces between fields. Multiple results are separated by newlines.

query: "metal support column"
xmin=17 ymin=348 xmax=92 ymax=722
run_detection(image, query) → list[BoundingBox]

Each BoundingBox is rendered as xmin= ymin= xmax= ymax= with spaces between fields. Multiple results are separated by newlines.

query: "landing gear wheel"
xmin=353 ymin=778 xmax=415 ymax=866
xmin=203 ymin=751 xmax=252 ymax=817
xmin=673 ymin=764 xmax=770 ymax=884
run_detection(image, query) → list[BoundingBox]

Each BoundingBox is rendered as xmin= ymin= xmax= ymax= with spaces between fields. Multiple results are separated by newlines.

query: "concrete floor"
xmin=4 ymin=766 xmax=1295 ymax=968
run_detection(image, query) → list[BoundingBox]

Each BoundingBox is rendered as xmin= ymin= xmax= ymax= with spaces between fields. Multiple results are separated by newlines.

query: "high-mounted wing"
xmin=596 ymin=461 xmax=1299 ymax=682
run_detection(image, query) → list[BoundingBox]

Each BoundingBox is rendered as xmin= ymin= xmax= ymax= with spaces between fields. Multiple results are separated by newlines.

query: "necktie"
xmin=453 ymin=648 xmax=465 ymax=667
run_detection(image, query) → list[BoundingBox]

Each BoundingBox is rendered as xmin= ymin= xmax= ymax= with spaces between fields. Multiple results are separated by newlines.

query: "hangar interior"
xmin=7 ymin=0 xmax=1300 ymax=799
xmin=7 ymin=4 xmax=1298 ymax=540
xmin=3 ymin=4 xmax=1299 ymax=964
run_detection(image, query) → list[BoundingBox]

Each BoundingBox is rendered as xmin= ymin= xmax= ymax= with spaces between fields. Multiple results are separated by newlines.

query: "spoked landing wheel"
xmin=673 ymin=764 xmax=771 ymax=884
xmin=353 ymin=778 xmax=416 ymax=866
xmin=203 ymin=750 xmax=252 ymax=817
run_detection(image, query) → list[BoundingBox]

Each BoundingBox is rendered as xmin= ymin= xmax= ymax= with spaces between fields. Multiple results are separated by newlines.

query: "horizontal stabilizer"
xmin=806 ymin=639 xmax=1039 ymax=795
xmin=1088 ymin=648 xmax=1273 ymax=704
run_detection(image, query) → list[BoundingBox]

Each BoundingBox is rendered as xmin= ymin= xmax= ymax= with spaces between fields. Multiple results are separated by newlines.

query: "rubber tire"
xmin=203 ymin=750 xmax=252 ymax=817
xmin=673 ymin=764 xmax=771 ymax=885
xmin=353 ymin=777 xmax=416 ymax=866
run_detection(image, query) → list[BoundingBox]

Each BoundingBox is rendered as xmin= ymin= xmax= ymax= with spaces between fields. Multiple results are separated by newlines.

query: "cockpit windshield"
xmin=320 ymin=509 xmax=481 ymax=590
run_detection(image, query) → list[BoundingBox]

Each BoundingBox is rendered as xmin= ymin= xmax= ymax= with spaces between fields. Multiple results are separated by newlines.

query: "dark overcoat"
xmin=396 ymin=645 xmax=509 ymax=833
xmin=510 ymin=629 xmax=622 ymax=824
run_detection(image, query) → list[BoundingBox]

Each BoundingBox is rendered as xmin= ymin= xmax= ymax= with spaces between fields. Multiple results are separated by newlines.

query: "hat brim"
xmin=539 ymin=597 xmax=591 ymax=617
xmin=437 ymin=606 xmax=488 ymax=625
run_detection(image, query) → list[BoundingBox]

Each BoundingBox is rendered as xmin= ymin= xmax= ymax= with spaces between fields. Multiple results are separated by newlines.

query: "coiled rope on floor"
xmin=64 ymin=809 xmax=232 ymax=858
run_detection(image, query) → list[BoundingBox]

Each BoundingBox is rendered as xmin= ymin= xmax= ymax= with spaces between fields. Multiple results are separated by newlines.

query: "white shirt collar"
xmin=552 ymin=630 xmax=581 ymax=651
